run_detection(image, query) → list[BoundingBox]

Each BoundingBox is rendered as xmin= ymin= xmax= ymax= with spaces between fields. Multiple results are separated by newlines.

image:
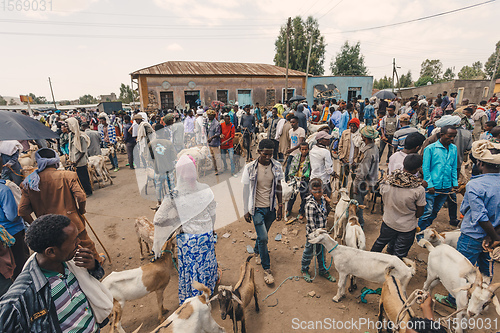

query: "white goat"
xmin=133 ymin=282 xmax=225 ymax=333
xmin=415 ymin=228 xmax=460 ymax=248
xmin=344 ymin=203 xmax=366 ymax=292
xmin=332 ymin=188 xmax=351 ymax=243
xmin=256 ymin=132 xmax=267 ymax=146
xmin=308 ymin=229 xmax=416 ymax=302
xmin=281 ymin=178 xmax=300 ymax=222
xmin=88 ymin=155 xmax=113 ymax=188
xmin=307 ymin=122 xmax=325 ymax=134
xmin=418 ymin=239 xmax=497 ymax=333
xmin=103 ymin=239 xmax=175 ymax=333
xmin=135 ymin=217 xmax=154 ymax=260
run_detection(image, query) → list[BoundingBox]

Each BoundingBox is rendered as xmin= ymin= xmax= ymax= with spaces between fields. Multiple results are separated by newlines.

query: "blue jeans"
xmin=102 ymin=142 xmax=118 ymax=169
xmin=252 ymin=207 xmax=276 ymax=270
xmin=287 ymin=179 xmax=308 ymax=216
xmin=284 ymin=155 xmax=294 ymax=182
xmin=154 ymin=172 xmax=174 ymax=202
xmin=417 ymin=188 xmax=451 ymax=231
xmin=301 ymin=239 xmax=328 ymax=275
xmin=220 ymin=147 xmax=235 ymax=175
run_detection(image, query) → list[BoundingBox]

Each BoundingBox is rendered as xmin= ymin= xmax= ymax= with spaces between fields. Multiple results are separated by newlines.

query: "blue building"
xmin=306 ymin=76 xmax=373 ymax=105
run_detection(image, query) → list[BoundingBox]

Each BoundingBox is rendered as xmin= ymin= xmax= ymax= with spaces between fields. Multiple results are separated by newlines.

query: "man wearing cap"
xmin=309 ymin=131 xmax=334 ymax=200
xmin=418 ymin=126 xmax=458 ymax=231
xmin=353 ymin=126 xmax=380 ymax=228
xmin=435 ymin=140 xmax=500 ymax=307
xmin=338 ymin=118 xmax=360 ymax=189
xmin=488 ymin=102 xmax=499 ymax=122
xmin=379 ymin=105 xmax=399 ymax=164
xmin=392 ymin=114 xmax=418 ymax=151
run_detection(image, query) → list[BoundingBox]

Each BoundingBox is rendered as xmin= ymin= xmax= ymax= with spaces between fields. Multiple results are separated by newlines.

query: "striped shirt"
xmin=42 ymin=263 xmax=98 ymax=333
xmin=98 ymin=124 xmax=117 ymax=145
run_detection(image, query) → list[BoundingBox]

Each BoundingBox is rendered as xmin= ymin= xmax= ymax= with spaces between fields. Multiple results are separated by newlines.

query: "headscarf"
xmin=472 ymin=140 xmax=500 ymax=165
xmin=66 ymin=117 xmax=89 ymax=154
xmin=98 ymin=112 xmax=110 ymax=124
xmin=359 ymin=125 xmax=379 ymax=139
xmin=21 ymin=148 xmax=60 ymax=191
xmin=206 ymin=109 xmax=217 ymax=116
xmin=387 ymin=169 xmax=422 ymax=188
xmin=152 ymin=155 xmax=215 ymax=258
xmin=163 ymin=114 xmax=174 ymax=123
xmin=297 ymin=104 xmax=304 ymax=113
xmin=348 ymin=118 xmax=360 ymax=128
xmin=136 ymin=121 xmax=155 ymax=156
xmin=472 ymin=107 xmax=487 ymax=121
xmin=435 ymin=115 xmax=461 ymax=127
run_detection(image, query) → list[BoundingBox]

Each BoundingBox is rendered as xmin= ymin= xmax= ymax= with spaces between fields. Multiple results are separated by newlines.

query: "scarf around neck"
xmin=387 ymin=169 xmax=422 ymax=189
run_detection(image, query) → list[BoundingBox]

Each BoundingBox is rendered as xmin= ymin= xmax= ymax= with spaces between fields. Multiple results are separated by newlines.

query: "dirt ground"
xmin=90 ymin=151 xmax=500 ymax=333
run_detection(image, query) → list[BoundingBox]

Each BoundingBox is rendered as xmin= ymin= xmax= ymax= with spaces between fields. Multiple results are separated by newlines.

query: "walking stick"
xmin=79 ymin=213 xmax=112 ymax=264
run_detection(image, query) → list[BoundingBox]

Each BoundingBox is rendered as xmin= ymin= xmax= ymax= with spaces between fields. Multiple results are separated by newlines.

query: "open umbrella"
xmin=372 ymin=90 xmax=396 ymax=100
xmin=0 ymin=110 xmax=59 ymax=140
xmin=288 ymin=95 xmax=306 ymax=103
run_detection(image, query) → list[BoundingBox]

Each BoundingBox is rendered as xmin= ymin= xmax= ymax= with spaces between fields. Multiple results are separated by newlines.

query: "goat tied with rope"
xmin=344 ymin=201 xmax=366 ymax=292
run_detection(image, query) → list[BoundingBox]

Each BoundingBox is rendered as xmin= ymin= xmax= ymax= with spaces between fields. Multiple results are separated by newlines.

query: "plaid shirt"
xmin=0 ymin=256 xmax=104 ymax=333
xmin=305 ymin=194 xmax=328 ymax=234
xmin=98 ymin=124 xmax=116 ymax=145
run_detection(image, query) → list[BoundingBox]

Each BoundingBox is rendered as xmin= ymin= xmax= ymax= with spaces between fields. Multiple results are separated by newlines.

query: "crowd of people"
xmin=0 ymin=90 xmax=499 ymax=332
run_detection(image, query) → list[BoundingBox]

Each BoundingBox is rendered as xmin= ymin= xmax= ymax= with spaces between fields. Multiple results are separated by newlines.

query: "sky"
xmin=0 ymin=0 xmax=498 ymax=101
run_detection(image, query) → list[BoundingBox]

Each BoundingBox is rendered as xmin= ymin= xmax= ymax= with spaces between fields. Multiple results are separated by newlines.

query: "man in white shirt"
xmin=285 ymin=116 xmax=306 ymax=181
xmin=388 ymin=132 xmax=425 ymax=175
xmin=194 ymin=109 xmax=206 ymax=145
xmin=183 ymin=110 xmax=196 ymax=146
xmin=309 ymin=131 xmax=334 ymax=200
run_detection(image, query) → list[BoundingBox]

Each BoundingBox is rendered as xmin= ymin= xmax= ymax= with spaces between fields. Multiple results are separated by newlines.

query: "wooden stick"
xmin=80 ymin=213 xmax=112 ymax=264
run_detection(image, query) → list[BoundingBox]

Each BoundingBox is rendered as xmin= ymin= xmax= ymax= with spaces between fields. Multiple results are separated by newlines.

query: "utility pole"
xmin=305 ymin=32 xmax=314 ymax=94
xmin=284 ymin=17 xmax=291 ymax=103
xmin=48 ymin=77 xmax=57 ymax=109
xmin=488 ymin=47 xmax=500 ymax=100
xmin=392 ymin=58 xmax=396 ymax=93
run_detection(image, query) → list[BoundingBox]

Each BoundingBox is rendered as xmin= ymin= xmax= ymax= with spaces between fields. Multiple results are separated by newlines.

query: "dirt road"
xmin=89 ymin=154 xmax=499 ymax=333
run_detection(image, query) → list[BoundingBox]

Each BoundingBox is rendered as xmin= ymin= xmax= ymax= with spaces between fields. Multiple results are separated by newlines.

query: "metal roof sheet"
xmin=131 ymin=61 xmax=307 ymax=77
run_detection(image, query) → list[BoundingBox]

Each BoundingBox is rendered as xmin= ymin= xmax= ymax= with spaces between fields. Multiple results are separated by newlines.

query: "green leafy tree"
xmin=443 ymin=68 xmax=455 ymax=81
xmin=28 ymin=93 xmax=47 ymax=104
xmin=8 ymin=98 xmax=18 ymax=105
xmin=118 ymin=84 xmax=137 ymax=103
xmin=79 ymin=94 xmax=98 ymax=105
xmin=330 ymin=41 xmax=368 ymax=76
xmin=458 ymin=61 xmax=485 ymax=80
xmin=415 ymin=76 xmax=434 ymax=87
xmin=274 ymin=16 xmax=326 ymax=75
xmin=419 ymin=59 xmax=443 ymax=82
xmin=373 ymin=75 xmax=393 ymax=89
xmin=0 ymin=95 xmax=7 ymax=106
xmin=485 ymin=41 xmax=500 ymax=79
xmin=398 ymin=71 xmax=413 ymax=88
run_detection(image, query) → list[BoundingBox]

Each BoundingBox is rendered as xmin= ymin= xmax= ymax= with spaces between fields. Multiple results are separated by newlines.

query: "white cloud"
xmin=166 ymin=43 xmax=183 ymax=51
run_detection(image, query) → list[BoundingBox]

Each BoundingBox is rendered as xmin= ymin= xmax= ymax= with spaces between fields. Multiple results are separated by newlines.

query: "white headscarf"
xmin=66 ymin=117 xmax=89 ymax=154
xmin=152 ymin=155 xmax=214 ymax=257
xmin=136 ymin=121 xmax=154 ymax=156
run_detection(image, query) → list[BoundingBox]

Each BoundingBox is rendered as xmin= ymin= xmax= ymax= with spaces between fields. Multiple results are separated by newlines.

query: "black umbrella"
xmin=0 ymin=110 xmax=59 ymax=140
xmin=288 ymin=95 xmax=306 ymax=103
xmin=372 ymin=90 xmax=396 ymax=100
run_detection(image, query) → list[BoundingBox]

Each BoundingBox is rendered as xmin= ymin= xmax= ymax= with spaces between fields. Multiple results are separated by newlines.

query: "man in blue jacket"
xmin=418 ymin=126 xmax=458 ymax=231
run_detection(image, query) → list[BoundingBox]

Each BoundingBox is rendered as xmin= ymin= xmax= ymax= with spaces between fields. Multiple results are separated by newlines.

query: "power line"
xmin=316 ymin=0 xmax=344 ymax=20
xmin=334 ymin=0 xmax=496 ymax=34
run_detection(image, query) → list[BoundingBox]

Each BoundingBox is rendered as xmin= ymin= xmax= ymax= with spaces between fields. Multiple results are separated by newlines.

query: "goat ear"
xmin=357 ymin=205 xmax=366 ymax=210
xmin=232 ymin=294 xmax=243 ymax=305
xmin=453 ymin=283 xmax=473 ymax=293
xmin=431 ymin=229 xmax=438 ymax=239
xmin=492 ymin=296 xmax=500 ymax=317
xmin=209 ymin=294 xmax=219 ymax=303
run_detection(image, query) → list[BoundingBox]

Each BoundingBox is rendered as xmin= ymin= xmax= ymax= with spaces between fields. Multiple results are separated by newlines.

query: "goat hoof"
xmin=332 ymin=297 xmax=341 ymax=303
xmin=348 ymin=287 xmax=353 ymax=293
xmin=352 ymin=284 xmax=357 ymax=290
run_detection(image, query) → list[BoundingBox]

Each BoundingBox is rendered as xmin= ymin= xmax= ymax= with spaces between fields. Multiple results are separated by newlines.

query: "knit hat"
xmin=360 ymin=126 xmax=379 ymax=139
xmin=348 ymin=118 xmax=360 ymax=128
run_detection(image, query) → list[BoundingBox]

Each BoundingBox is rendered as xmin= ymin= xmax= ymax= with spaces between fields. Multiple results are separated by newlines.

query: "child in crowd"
xmin=479 ymin=121 xmax=497 ymax=141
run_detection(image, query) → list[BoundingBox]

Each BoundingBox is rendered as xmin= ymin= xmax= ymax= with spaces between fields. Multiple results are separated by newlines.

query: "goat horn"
xmin=474 ymin=268 xmax=483 ymax=286
xmin=209 ymin=294 xmax=219 ymax=303
xmin=232 ymin=294 xmax=243 ymax=305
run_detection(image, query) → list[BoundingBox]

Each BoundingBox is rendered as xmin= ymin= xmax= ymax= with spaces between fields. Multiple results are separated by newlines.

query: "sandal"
xmin=302 ymin=270 xmax=312 ymax=283
xmin=264 ymin=269 xmax=274 ymax=285
xmin=320 ymin=272 xmax=336 ymax=282
xmin=297 ymin=214 xmax=304 ymax=220
xmin=435 ymin=293 xmax=456 ymax=309
xmin=254 ymin=253 xmax=261 ymax=265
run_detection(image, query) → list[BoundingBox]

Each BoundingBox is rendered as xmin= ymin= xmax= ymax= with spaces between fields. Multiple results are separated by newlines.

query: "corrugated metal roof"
xmin=131 ymin=61 xmax=307 ymax=77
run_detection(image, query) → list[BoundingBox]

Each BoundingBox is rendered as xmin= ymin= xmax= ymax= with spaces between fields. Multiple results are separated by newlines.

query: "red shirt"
xmin=220 ymin=122 xmax=235 ymax=149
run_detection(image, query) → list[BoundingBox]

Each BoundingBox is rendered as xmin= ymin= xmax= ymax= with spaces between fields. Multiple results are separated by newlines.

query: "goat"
xmin=308 ymin=229 xmax=416 ymax=303
xmin=233 ymin=133 xmax=245 ymax=159
xmin=135 ymin=217 xmax=154 ymax=260
xmin=102 ymin=238 xmax=175 ymax=333
xmin=256 ymin=132 xmax=267 ymax=146
xmin=332 ymin=188 xmax=351 ymax=243
xmin=133 ymin=282 xmax=225 ymax=333
xmin=212 ymin=256 xmax=259 ymax=333
xmin=280 ymin=178 xmax=300 ymax=222
xmin=417 ymin=239 xmax=493 ymax=333
xmin=370 ymin=169 xmax=385 ymax=214
xmin=307 ymin=122 xmax=325 ymax=134
xmin=177 ymin=146 xmax=212 ymax=175
xmin=116 ymin=137 xmax=126 ymax=154
xmin=88 ymin=155 xmax=113 ymax=188
xmin=18 ymin=148 xmax=37 ymax=168
xmin=344 ymin=203 xmax=366 ymax=292
xmin=415 ymin=228 xmax=460 ymax=248
xmin=378 ymin=266 xmax=415 ymax=333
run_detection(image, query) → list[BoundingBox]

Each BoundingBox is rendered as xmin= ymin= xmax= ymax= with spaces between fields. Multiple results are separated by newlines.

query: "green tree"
xmin=457 ymin=61 xmax=485 ymax=80
xmin=274 ymin=16 xmax=326 ymax=76
xmin=118 ymin=84 xmax=137 ymax=103
xmin=398 ymin=70 xmax=412 ymax=88
xmin=443 ymin=68 xmax=455 ymax=81
xmin=28 ymin=93 xmax=47 ymax=104
xmin=330 ymin=41 xmax=367 ymax=76
xmin=0 ymin=95 xmax=7 ymax=106
xmin=79 ymin=94 xmax=98 ymax=105
xmin=485 ymin=41 xmax=500 ymax=79
xmin=414 ymin=76 xmax=434 ymax=87
xmin=373 ymin=75 xmax=393 ymax=89
xmin=8 ymin=98 xmax=18 ymax=105
xmin=419 ymin=59 xmax=443 ymax=82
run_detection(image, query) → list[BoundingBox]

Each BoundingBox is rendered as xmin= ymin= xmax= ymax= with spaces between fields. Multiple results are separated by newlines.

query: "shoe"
xmin=232 ymin=174 xmax=238 ymax=178
xmin=113 ymin=168 xmax=119 ymax=172
xmin=450 ymin=220 xmax=460 ymax=227
xmin=254 ymin=253 xmax=261 ymax=265
xmin=264 ymin=269 xmax=274 ymax=285
xmin=435 ymin=293 xmax=456 ymax=309
xmin=126 ymin=163 xmax=130 ymax=166
xmin=298 ymin=214 xmax=304 ymax=220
